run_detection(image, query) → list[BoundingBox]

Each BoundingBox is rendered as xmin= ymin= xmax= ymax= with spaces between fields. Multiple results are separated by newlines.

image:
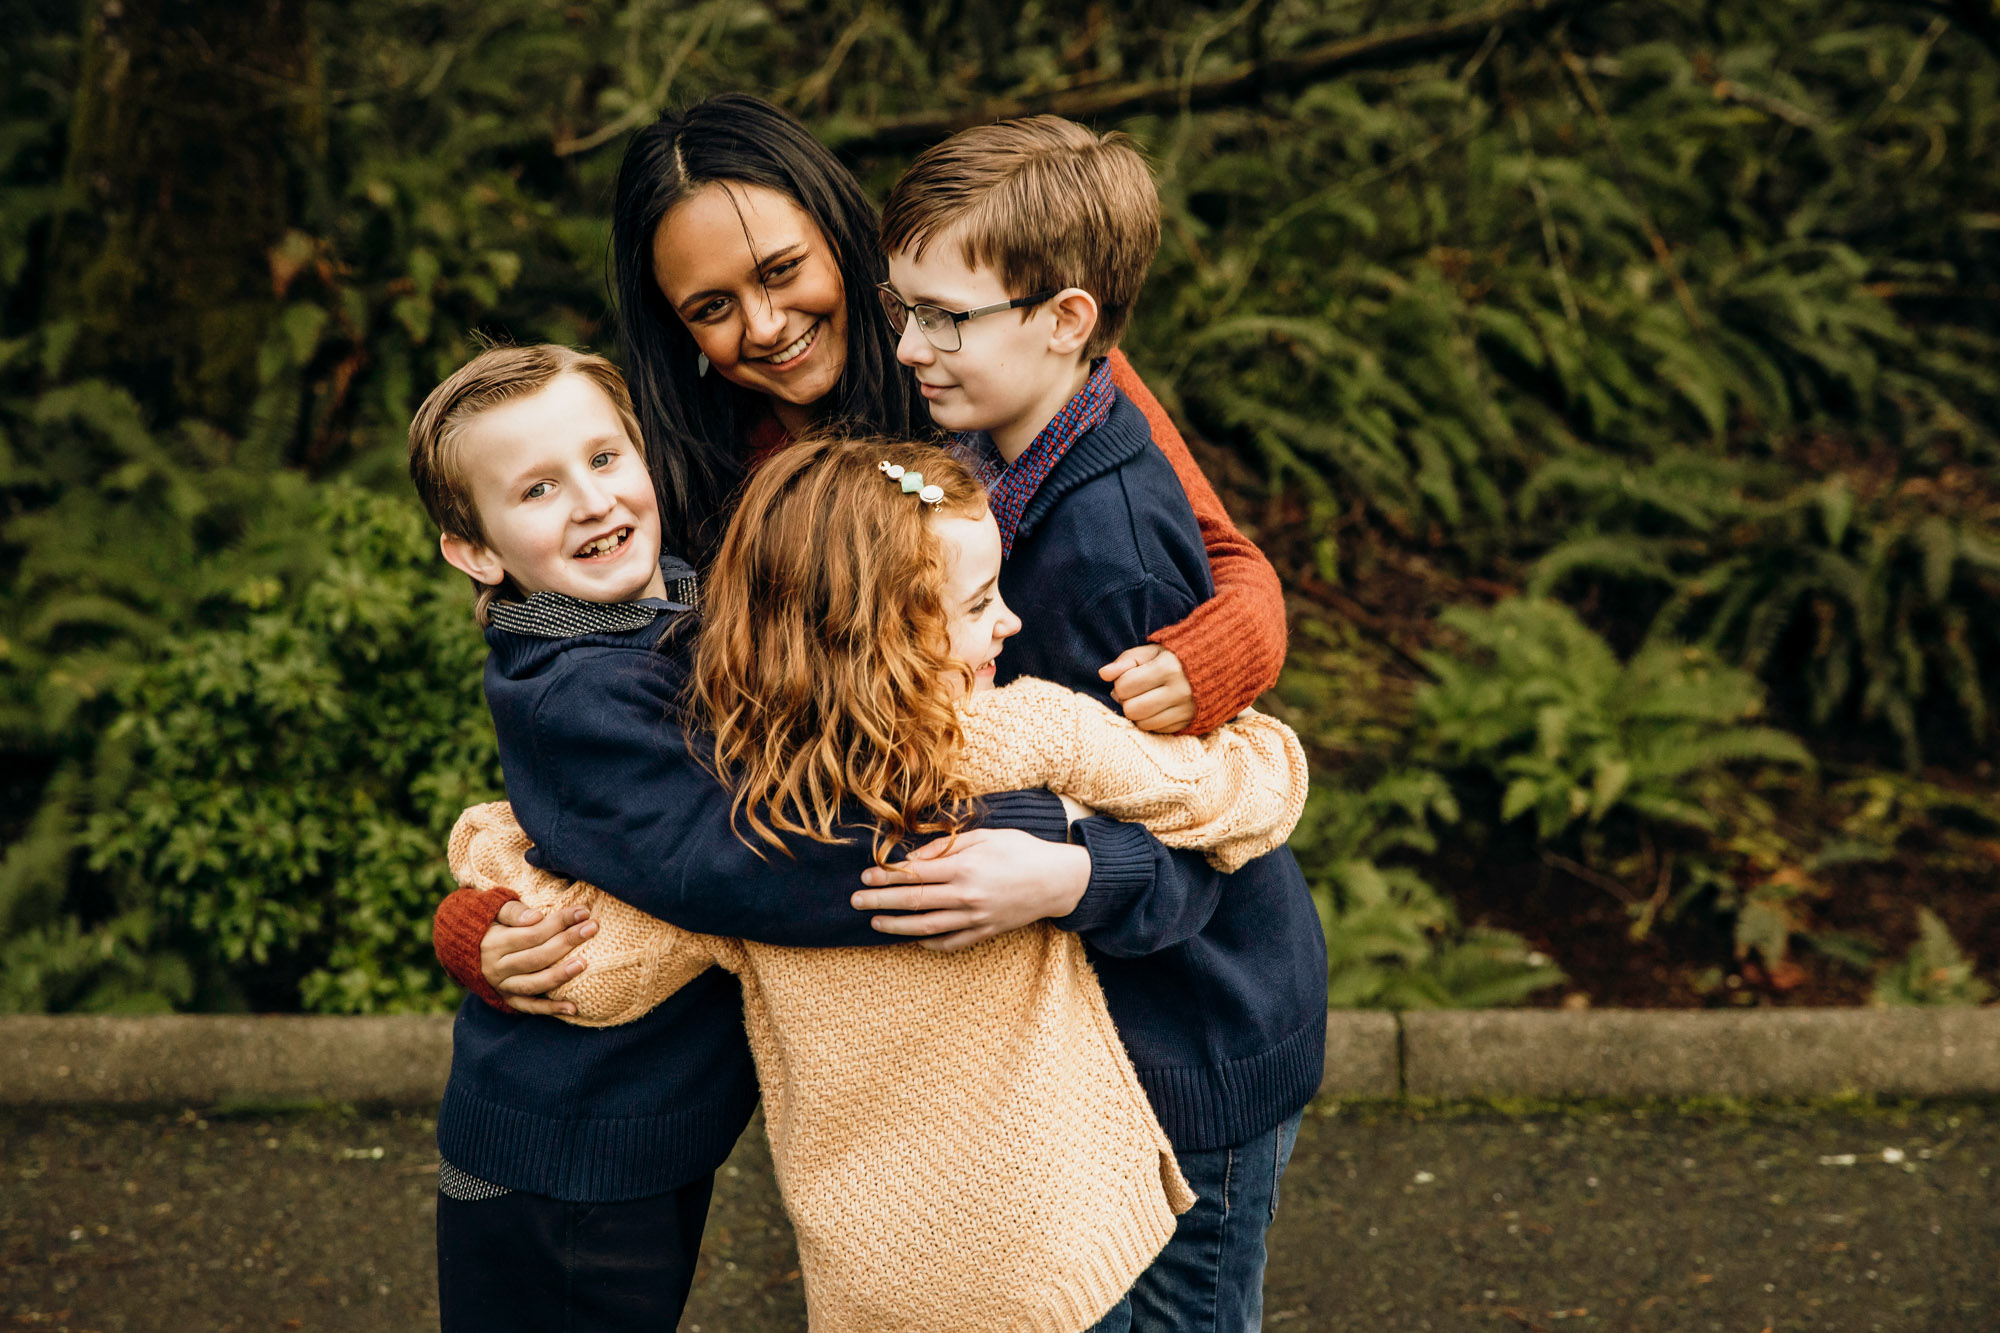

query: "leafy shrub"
xmin=1524 ymin=455 xmax=2000 ymax=766
xmin=1417 ymin=599 xmax=1813 ymax=839
xmin=1292 ymin=768 xmax=1564 ymax=1009
xmin=81 ymin=486 xmax=499 ymax=1013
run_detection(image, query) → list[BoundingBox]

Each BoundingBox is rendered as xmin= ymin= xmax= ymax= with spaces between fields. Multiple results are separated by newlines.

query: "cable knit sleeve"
xmin=1106 ymin=349 xmax=1287 ymax=734
xmin=446 ymin=802 xmax=724 ymax=1028
xmin=957 ymin=679 xmax=1310 ymax=873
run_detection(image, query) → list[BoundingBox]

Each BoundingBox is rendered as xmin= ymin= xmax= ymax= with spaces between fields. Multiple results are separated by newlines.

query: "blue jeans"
xmin=1086 ymin=1109 xmax=1305 ymax=1332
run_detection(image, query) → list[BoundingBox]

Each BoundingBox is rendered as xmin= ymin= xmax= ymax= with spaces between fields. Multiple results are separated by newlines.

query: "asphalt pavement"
xmin=3 ymin=1099 xmax=1994 ymax=1332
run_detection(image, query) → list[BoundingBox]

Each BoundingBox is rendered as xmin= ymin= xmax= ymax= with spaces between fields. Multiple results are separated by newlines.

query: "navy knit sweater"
xmin=1000 ymin=392 xmax=1330 ymax=1151
xmin=439 ymin=578 xmax=1125 ymax=1201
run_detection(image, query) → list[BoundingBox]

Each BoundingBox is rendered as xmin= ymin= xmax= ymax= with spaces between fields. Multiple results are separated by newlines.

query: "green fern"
xmin=1871 ymin=909 xmax=1994 ymax=1007
xmin=1418 ymin=599 xmax=1812 ymax=839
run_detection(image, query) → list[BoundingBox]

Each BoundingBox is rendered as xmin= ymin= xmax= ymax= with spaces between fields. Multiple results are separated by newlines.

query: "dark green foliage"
xmin=80 ymin=486 xmax=500 ymax=1012
xmin=1291 ymin=767 xmax=1566 ymax=1009
xmin=3 ymin=0 xmax=1996 ymax=1009
xmin=1871 ymin=907 xmax=1994 ymax=1006
xmin=1525 ymin=454 xmax=2000 ymax=766
xmin=1417 ymin=599 xmax=1813 ymax=838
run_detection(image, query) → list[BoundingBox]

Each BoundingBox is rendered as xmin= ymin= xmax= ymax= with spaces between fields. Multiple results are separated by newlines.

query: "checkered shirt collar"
xmin=962 ymin=357 xmax=1116 ymax=555
xmin=486 ymin=560 xmax=699 ymax=641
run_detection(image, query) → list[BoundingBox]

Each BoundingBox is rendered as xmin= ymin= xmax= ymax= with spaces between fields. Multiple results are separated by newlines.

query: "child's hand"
xmin=1100 ymin=643 xmax=1195 ymax=733
xmin=851 ymin=828 xmax=1091 ymax=952
xmin=480 ymin=900 xmax=598 ymax=1015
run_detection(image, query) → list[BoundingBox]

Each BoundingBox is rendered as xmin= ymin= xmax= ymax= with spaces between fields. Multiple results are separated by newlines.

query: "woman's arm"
xmin=955 ymin=677 xmax=1310 ymax=873
xmin=1104 ymin=349 xmax=1288 ymax=734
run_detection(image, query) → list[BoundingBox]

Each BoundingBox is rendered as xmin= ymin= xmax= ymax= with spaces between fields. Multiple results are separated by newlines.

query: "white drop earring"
xmin=696 ymin=352 xmax=710 ymax=378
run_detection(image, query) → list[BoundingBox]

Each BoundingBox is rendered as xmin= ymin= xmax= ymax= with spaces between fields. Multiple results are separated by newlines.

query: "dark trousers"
xmin=436 ymin=1174 xmax=715 ymax=1332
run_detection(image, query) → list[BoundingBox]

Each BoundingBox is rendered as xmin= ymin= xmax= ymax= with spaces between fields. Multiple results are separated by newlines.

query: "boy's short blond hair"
xmin=408 ymin=343 xmax=643 ymax=624
xmin=880 ymin=116 xmax=1160 ymax=361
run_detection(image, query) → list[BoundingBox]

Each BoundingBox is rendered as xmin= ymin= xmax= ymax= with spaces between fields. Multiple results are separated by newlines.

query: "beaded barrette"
xmin=878 ymin=460 xmax=945 ymax=510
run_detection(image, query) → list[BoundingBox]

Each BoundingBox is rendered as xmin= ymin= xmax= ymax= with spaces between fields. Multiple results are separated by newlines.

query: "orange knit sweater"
xmin=1105 ymin=350 xmax=1287 ymax=733
xmin=445 ymin=682 xmax=1308 ymax=1332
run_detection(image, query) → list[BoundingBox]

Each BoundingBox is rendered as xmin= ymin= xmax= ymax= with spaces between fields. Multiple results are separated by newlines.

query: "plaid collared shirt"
xmin=963 ymin=357 xmax=1116 ymax=556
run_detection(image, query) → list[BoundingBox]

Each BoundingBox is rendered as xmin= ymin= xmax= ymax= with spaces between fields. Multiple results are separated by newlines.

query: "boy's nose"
xmin=572 ymin=475 xmax=614 ymax=518
xmin=895 ymin=316 xmax=934 ymax=367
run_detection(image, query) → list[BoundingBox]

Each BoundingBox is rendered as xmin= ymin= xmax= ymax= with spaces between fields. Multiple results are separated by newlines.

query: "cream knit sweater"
xmin=447 ymin=678 xmax=1308 ymax=1333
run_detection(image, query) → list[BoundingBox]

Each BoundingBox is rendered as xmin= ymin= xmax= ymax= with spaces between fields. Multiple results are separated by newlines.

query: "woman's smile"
xmin=755 ymin=320 xmax=822 ymax=370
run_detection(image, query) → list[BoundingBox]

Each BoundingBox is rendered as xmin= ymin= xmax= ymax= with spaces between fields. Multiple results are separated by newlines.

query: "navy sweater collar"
xmin=1011 ymin=390 xmax=1152 ymax=547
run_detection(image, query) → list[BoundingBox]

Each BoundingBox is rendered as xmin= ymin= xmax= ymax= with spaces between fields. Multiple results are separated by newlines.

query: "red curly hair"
xmin=688 ymin=432 xmax=990 ymax=864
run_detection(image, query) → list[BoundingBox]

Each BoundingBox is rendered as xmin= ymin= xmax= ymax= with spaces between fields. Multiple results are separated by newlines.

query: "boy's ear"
xmin=1044 ymin=288 xmax=1099 ymax=359
xmin=440 ymin=531 xmax=508 ymax=590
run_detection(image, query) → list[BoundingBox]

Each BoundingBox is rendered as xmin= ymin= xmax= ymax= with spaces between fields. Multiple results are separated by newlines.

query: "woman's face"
xmin=652 ymin=182 xmax=849 ymax=429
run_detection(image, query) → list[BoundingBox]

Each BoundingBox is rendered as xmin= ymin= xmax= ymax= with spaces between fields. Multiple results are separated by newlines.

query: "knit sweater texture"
xmin=429 ymin=351 xmax=1286 ymax=990
xmin=444 ymin=679 xmax=1309 ymax=1332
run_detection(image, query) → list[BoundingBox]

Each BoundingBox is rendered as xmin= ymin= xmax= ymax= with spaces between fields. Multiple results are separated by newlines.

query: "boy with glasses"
xmin=871 ymin=116 xmax=1328 ymax=1332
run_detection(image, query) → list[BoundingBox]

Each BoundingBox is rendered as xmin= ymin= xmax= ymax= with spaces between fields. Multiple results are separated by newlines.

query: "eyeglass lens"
xmin=876 ymin=289 xmax=962 ymax=352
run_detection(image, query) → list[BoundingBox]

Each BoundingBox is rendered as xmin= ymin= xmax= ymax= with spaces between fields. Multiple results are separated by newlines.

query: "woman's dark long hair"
xmin=611 ymin=93 xmax=925 ymax=564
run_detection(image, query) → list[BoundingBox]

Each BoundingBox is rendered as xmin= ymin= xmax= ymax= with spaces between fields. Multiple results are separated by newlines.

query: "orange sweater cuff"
xmin=433 ymin=885 xmax=521 ymax=1014
xmin=1151 ymin=598 xmax=1285 ymax=733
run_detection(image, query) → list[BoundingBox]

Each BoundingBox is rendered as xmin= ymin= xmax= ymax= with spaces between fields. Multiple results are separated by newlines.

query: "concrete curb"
xmin=1399 ymin=1008 xmax=2000 ymax=1100
xmin=3 ymin=1009 xmax=1997 ymax=1108
xmin=0 ymin=1015 xmax=452 ymax=1107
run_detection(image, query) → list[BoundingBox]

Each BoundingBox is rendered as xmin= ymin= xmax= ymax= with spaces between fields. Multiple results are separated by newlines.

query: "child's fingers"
xmin=1122 ymin=686 xmax=1196 ymax=733
xmin=490 ymin=904 xmax=587 ymax=952
xmin=491 ymin=919 xmax=597 ymax=979
xmin=504 ymin=994 xmax=579 ymax=1017
xmin=1135 ymin=703 xmax=1195 ymax=733
xmin=1107 ymin=657 xmax=1171 ymax=701
xmin=493 ymin=900 xmax=546 ymax=928
xmin=868 ymin=909 xmax=977 ymax=938
xmin=499 ymin=954 xmax=588 ymax=997
xmin=1098 ymin=642 xmax=1163 ymax=684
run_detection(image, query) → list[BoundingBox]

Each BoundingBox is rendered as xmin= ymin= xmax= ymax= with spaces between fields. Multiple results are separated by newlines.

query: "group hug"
xmin=412 ymin=92 xmax=1328 ymax=1332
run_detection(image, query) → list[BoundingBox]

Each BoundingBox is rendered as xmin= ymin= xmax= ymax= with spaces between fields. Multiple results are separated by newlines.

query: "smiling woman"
xmin=650 ymin=181 xmax=850 ymax=435
xmin=612 ymin=93 xmax=920 ymax=563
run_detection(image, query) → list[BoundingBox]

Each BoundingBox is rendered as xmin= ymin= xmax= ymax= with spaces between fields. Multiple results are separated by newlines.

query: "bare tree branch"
xmin=1904 ymin=0 xmax=2000 ymax=61
xmin=825 ymin=0 xmax=1614 ymax=155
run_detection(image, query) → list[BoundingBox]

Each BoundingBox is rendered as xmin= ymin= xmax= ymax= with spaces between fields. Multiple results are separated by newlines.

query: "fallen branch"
xmin=825 ymin=0 xmax=1612 ymax=154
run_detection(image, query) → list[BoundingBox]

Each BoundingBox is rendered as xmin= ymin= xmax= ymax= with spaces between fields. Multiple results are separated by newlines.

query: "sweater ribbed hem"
xmin=436 ymin=1081 xmax=756 ymax=1203
xmin=1137 ymin=1013 xmax=1327 ymax=1153
xmin=1150 ymin=598 xmax=1285 ymax=736
xmin=1056 ymin=818 xmax=1158 ymax=935
xmin=432 ymin=885 xmax=518 ymax=1013
xmin=1014 ymin=1157 xmax=1181 ymax=1333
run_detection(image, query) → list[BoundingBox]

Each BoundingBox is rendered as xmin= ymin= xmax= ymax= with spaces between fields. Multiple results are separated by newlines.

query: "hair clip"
xmin=879 ymin=460 xmax=945 ymax=508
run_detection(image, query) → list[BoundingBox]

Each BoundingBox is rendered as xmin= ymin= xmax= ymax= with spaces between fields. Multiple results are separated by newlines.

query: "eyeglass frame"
xmin=874 ymin=283 xmax=1061 ymax=353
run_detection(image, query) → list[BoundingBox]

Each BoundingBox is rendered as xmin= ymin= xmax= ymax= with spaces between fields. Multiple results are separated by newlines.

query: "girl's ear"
xmin=1044 ymin=288 xmax=1099 ymax=358
xmin=440 ymin=531 xmax=509 ymax=590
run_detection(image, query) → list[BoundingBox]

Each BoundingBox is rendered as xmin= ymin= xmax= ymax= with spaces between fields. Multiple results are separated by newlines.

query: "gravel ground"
xmin=3 ymin=1099 xmax=1994 ymax=1332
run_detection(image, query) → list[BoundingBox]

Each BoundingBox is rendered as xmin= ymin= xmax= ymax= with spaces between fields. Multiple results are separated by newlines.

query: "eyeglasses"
xmin=875 ymin=283 xmax=1059 ymax=353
